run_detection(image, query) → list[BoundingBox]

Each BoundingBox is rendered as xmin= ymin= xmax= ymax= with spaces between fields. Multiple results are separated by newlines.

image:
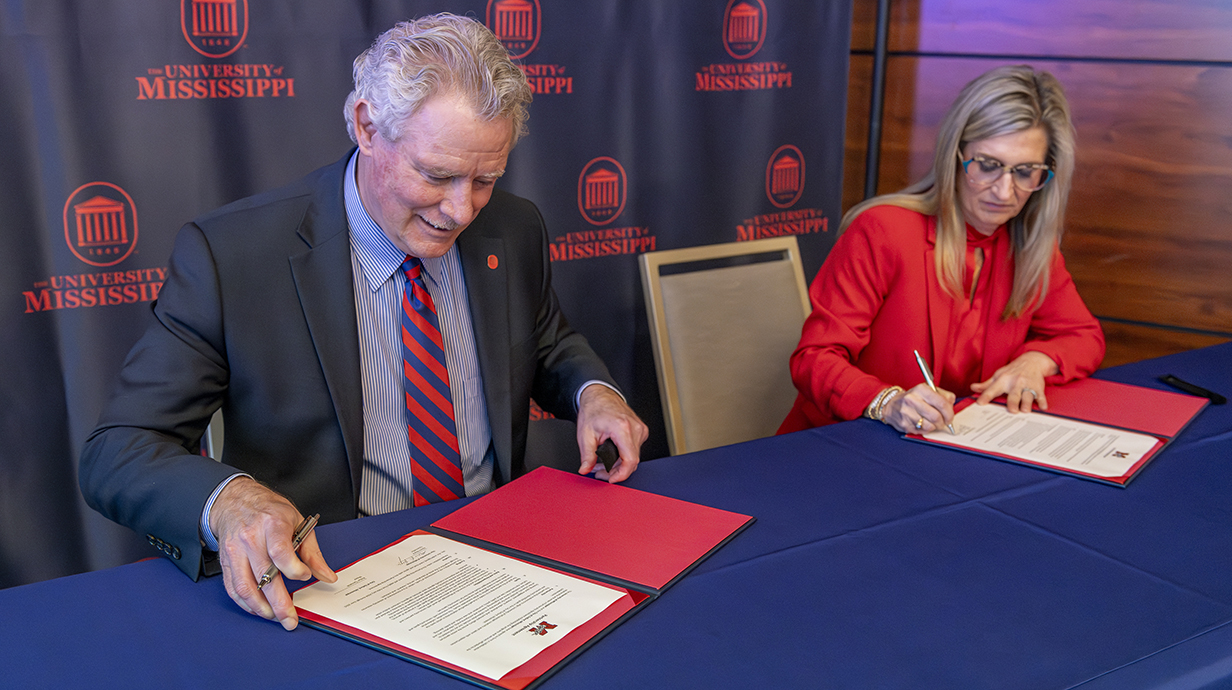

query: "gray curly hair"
xmin=344 ymin=14 xmax=532 ymax=146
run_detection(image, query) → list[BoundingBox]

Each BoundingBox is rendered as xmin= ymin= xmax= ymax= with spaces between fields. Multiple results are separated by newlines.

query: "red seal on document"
xmin=528 ymin=621 xmax=558 ymax=636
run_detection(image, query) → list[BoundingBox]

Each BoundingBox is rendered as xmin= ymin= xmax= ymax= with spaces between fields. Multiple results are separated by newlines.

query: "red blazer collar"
xmin=924 ymin=218 xmax=1015 ymax=384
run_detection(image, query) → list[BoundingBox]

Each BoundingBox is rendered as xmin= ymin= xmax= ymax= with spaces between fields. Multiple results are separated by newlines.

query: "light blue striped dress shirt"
xmin=343 ymin=151 xmax=496 ymax=515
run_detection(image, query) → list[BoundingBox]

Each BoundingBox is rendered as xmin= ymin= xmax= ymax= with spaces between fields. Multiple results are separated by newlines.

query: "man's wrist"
xmin=200 ymin=473 xmax=252 ymax=551
xmin=575 ymin=380 xmax=623 ymax=411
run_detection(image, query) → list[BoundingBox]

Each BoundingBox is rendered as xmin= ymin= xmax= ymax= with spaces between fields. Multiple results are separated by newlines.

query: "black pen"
xmin=913 ymin=350 xmax=957 ymax=435
xmin=257 ymin=513 xmax=319 ymax=589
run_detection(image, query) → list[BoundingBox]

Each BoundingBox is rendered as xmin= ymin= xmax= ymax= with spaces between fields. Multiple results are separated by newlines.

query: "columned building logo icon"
xmin=723 ymin=0 xmax=767 ymax=59
xmin=577 ymin=157 xmax=628 ymax=226
xmin=190 ymin=0 xmax=238 ymax=37
xmin=766 ymin=145 xmax=805 ymax=208
xmin=487 ymin=0 xmax=542 ymax=60
xmin=181 ymin=0 xmax=248 ymax=58
xmin=74 ymin=197 xmax=128 ymax=247
xmin=771 ymin=157 xmax=799 ymax=195
xmin=584 ymin=169 xmax=620 ymax=211
xmin=63 ymin=182 xmax=139 ymax=267
xmin=727 ymin=4 xmax=759 ymax=43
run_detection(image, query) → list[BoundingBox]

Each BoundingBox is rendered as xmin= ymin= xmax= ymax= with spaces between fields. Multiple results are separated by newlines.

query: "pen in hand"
xmin=257 ymin=513 xmax=319 ymax=589
xmin=913 ymin=350 xmax=957 ymax=435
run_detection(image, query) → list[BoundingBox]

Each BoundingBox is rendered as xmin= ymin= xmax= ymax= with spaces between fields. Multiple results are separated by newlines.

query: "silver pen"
xmin=257 ymin=513 xmax=319 ymax=589
xmin=913 ymin=350 xmax=957 ymax=435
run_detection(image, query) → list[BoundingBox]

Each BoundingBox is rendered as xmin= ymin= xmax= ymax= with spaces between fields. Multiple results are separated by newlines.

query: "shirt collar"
xmin=965 ymin=222 xmax=1005 ymax=249
xmin=344 ymin=150 xmax=450 ymax=292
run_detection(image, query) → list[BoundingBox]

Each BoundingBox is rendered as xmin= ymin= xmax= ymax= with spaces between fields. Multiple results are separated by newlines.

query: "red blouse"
xmin=778 ymin=205 xmax=1105 ymax=434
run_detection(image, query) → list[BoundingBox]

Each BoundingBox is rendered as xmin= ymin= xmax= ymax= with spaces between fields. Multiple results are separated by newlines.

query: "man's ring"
xmin=915 ymin=418 xmax=925 ymax=430
xmin=1022 ymin=388 xmax=1038 ymax=398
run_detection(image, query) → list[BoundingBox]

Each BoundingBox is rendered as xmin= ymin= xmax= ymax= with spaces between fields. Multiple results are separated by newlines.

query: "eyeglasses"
xmin=959 ymin=154 xmax=1053 ymax=192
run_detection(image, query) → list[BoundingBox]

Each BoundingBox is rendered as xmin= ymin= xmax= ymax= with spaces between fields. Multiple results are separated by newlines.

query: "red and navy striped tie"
xmin=400 ymin=256 xmax=464 ymax=505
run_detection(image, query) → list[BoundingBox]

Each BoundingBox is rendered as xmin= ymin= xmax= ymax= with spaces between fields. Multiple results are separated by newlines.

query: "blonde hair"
xmin=842 ymin=65 xmax=1075 ymax=318
xmin=344 ymin=13 xmax=532 ymax=146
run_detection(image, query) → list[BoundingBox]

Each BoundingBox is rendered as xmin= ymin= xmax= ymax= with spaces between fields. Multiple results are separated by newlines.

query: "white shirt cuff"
xmin=200 ymin=473 xmax=252 ymax=552
xmin=575 ymin=380 xmax=624 ymax=411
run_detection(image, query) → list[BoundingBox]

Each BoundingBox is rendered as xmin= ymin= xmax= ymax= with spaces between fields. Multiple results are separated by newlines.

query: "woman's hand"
xmin=882 ymin=383 xmax=956 ymax=434
xmin=970 ymin=351 xmax=1058 ymax=413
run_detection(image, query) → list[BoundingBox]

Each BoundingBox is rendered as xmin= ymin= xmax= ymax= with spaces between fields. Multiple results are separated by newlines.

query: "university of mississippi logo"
xmin=181 ymin=0 xmax=249 ymax=59
xmin=696 ymin=0 xmax=789 ymax=92
xmin=528 ymin=621 xmax=558 ymax=636
xmin=766 ymin=145 xmax=805 ymax=209
xmin=137 ymin=0 xmax=292 ymax=101
xmin=577 ymin=157 xmax=628 ymax=226
xmin=723 ymin=0 xmax=767 ymax=60
xmin=487 ymin=0 xmax=541 ymax=60
xmin=63 ymin=183 xmax=139 ymax=267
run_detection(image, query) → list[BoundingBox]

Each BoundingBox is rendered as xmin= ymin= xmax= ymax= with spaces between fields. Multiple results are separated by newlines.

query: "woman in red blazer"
xmin=779 ymin=66 xmax=1105 ymax=435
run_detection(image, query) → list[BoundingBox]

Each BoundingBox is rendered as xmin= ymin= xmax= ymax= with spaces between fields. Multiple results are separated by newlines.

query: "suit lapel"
xmin=458 ymin=234 xmax=512 ymax=484
xmin=288 ymin=159 xmax=365 ymax=505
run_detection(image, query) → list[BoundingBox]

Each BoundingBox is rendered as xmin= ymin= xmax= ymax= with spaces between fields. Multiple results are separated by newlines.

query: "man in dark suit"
xmin=79 ymin=14 xmax=647 ymax=631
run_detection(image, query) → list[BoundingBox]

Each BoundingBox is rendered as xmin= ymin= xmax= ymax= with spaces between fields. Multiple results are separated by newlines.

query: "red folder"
xmin=908 ymin=378 xmax=1208 ymax=486
xmin=296 ymin=467 xmax=754 ymax=689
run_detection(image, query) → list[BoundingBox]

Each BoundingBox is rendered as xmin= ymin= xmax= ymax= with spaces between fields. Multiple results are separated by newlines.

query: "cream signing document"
xmin=294 ymin=533 xmax=625 ymax=680
xmin=923 ymin=404 xmax=1160 ymax=478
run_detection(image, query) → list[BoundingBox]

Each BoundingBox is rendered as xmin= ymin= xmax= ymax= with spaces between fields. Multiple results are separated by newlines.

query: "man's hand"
xmin=575 ymin=384 xmax=649 ymax=483
xmin=208 ymin=477 xmax=337 ymax=630
xmin=882 ymin=383 xmax=956 ymax=434
xmin=970 ymin=351 xmax=1059 ymax=413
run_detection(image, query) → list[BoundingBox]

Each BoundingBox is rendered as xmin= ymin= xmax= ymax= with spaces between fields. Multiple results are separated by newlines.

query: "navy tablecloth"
xmin=3 ymin=343 xmax=1230 ymax=689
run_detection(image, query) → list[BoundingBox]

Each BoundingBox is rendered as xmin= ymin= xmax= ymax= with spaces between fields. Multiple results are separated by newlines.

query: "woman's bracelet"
xmin=864 ymin=388 xmax=891 ymax=419
xmin=876 ymin=387 xmax=903 ymax=422
xmin=865 ymin=386 xmax=904 ymax=422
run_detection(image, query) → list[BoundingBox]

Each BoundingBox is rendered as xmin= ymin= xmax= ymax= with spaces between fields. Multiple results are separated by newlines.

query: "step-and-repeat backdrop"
xmin=0 ymin=0 xmax=850 ymax=587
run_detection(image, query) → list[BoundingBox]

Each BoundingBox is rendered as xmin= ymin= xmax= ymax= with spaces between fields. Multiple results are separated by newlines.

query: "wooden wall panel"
xmin=849 ymin=0 xmax=878 ymax=52
xmin=845 ymin=0 xmax=1232 ymax=366
xmin=854 ymin=0 xmax=1232 ymax=60
xmin=892 ymin=0 xmax=1232 ymax=62
xmin=1064 ymin=63 xmax=1232 ymax=334
xmin=842 ymin=56 xmax=929 ymax=209
xmin=1100 ymin=322 xmax=1230 ymax=368
xmin=843 ymin=54 xmax=872 ymax=213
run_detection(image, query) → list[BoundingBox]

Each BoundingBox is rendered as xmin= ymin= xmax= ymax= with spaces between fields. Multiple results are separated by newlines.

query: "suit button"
xmin=171 ymin=546 xmax=182 ymax=560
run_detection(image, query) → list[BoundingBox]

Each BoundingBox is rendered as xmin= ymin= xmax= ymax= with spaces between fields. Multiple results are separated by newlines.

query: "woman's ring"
xmin=1022 ymin=388 xmax=1038 ymax=398
xmin=915 ymin=418 xmax=925 ymax=430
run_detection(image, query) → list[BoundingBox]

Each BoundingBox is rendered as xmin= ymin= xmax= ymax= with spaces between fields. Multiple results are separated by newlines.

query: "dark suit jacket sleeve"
xmin=462 ymin=190 xmax=619 ymax=481
xmin=79 ymin=222 xmax=240 ymax=580
xmin=526 ymin=208 xmax=615 ymax=418
xmin=81 ymin=154 xmax=361 ymax=580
